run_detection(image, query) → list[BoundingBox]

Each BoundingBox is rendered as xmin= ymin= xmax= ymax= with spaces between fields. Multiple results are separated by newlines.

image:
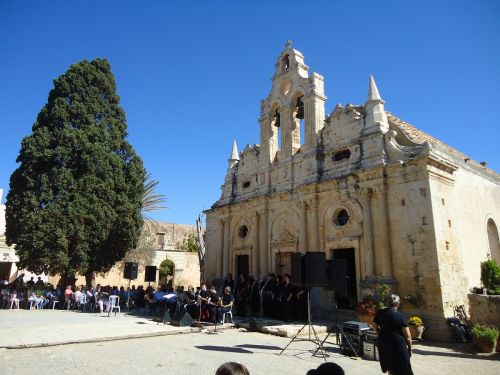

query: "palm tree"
xmin=142 ymin=173 xmax=167 ymax=217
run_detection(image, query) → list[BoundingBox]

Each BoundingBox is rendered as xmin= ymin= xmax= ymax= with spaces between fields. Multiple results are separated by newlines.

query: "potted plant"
xmin=408 ymin=316 xmax=425 ymax=340
xmin=357 ymin=283 xmax=390 ymax=325
xmin=471 ymin=323 xmax=499 ymax=353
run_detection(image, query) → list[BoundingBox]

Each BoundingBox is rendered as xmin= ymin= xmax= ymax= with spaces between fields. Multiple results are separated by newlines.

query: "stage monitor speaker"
xmin=325 ymin=259 xmax=347 ymax=293
xmin=144 ymin=265 xmax=157 ymax=282
xmin=124 ymin=262 xmax=138 ymax=280
xmin=170 ymin=310 xmax=194 ymax=327
xmin=291 ymin=251 xmax=326 ymax=287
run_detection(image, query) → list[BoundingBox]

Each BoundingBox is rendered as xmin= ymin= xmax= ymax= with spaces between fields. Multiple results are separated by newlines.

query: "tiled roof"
xmin=387 ymin=112 xmax=497 ymax=174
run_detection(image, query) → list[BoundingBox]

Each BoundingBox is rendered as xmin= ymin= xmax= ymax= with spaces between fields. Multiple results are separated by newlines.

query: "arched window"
xmin=487 ymin=219 xmax=500 ymax=262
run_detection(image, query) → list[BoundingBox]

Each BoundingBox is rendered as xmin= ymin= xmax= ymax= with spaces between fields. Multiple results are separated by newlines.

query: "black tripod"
xmin=314 ymin=298 xmax=360 ymax=357
xmin=278 ymin=288 xmax=327 ymax=362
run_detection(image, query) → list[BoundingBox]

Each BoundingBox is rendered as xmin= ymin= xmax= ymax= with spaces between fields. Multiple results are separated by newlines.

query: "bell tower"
xmin=259 ymin=41 xmax=327 ymax=167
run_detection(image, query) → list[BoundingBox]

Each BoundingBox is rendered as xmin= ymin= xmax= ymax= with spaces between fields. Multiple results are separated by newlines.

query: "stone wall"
xmin=468 ymin=293 xmax=500 ymax=327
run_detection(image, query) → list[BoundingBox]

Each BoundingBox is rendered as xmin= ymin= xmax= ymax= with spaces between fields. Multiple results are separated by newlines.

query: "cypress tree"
xmin=5 ymin=58 xmax=145 ymax=285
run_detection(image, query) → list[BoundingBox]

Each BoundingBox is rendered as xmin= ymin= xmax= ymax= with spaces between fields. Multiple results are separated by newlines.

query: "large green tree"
xmin=5 ymin=58 xmax=145 ymax=285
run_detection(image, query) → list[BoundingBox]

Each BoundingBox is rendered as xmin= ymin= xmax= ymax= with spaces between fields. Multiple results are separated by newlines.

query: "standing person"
xmin=248 ymin=276 xmax=260 ymax=317
xmin=235 ymin=274 xmax=249 ymax=317
xmin=262 ymin=273 xmax=275 ymax=318
xmin=373 ymin=294 xmax=414 ymax=375
xmin=273 ymin=275 xmax=284 ymax=319
xmin=223 ymin=273 xmax=235 ymax=293
xmin=280 ymin=274 xmax=294 ymax=322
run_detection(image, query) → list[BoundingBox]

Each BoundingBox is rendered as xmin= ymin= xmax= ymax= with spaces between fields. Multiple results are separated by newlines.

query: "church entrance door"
xmin=331 ymin=248 xmax=357 ymax=309
xmin=236 ymin=255 xmax=249 ymax=278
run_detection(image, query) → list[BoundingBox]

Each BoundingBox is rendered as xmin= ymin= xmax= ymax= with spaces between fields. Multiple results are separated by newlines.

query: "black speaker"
xmin=325 ymin=259 xmax=347 ymax=293
xmin=291 ymin=252 xmax=326 ymax=287
xmin=170 ymin=310 xmax=194 ymax=327
xmin=124 ymin=262 xmax=138 ymax=280
xmin=144 ymin=266 xmax=157 ymax=282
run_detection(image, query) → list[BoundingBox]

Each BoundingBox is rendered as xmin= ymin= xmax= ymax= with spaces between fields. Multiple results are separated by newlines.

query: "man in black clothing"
xmin=218 ymin=286 xmax=235 ymax=323
xmin=262 ymin=273 xmax=275 ymax=318
xmin=207 ymin=285 xmax=221 ymax=323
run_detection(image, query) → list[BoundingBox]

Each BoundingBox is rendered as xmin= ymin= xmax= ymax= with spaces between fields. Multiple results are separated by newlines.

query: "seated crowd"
xmin=0 ymin=272 xmax=309 ymax=325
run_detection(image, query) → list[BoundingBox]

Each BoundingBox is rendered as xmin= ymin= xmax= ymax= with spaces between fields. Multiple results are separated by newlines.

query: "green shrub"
xmin=481 ymin=259 xmax=500 ymax=292
xmin=471 ymin=323 xmax=499 ymax=345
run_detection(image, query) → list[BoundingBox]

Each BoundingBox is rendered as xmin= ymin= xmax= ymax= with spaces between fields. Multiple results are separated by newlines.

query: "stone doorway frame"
xmin=324 ymin=238 xmax=361 ymax=301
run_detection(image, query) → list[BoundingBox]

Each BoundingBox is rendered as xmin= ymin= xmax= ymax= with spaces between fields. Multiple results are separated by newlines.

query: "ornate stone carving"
xmin=271 ymin=229 xmax=297 ymax=246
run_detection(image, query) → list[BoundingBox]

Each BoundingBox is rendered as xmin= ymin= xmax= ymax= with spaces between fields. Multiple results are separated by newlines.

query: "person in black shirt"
xmin=235 ymin=274 xmax=249 ymax=317
xmin=198 ymin=284 xmax=211 ymax=321
xmin=207 ymin=285 xmax=222 ymax=323
xmin=262 ymin=273 xmax=276 ymax=318
xmin=217 ymin=286 xmax=235 ymax=323
xmin=223 ymin=273 xmax=235 ymax=293
xmin=280 ymin=274 xmax=294 ymax=322
xmin=248 ymin=276 xmax=260 ymax=317
xmin=373 ymin=294 xmax=414 ymax=375
xmin=274 ymin=275 xmax=284 ymax=319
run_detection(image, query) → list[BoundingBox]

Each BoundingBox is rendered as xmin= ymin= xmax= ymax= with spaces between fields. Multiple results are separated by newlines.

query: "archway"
xmin=159 ymin=258 xmax=175 ymax=288
xmin=487 ymin=219 xmax=500 ymax=263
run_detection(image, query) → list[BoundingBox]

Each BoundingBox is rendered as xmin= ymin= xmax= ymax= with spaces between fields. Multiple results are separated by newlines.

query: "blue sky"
xmin=1 ymin=0 xmax=499 ymax=225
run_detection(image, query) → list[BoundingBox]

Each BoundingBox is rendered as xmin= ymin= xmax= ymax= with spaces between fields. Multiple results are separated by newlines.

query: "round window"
xmin=238 ymin=225 xmax=249 ymax=238
xmin=334 ymin=209 xmax=350 ymax=226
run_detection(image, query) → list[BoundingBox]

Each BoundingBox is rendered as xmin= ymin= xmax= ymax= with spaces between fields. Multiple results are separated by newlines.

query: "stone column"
xmin=309 ymin=197 xmax=320 ymax=251
xmin=261 ymin=208 xmax=270 ymax=275
xmin=298 ymin=201 xmax=308 ymax=251
xmin=222 ymin=215 xmax=231 ymax=276
xmin=280 ymin=105 xmax=294 ymax=159
xmin=253 ymin=211 xmax=260 ymax=276
xmin=217 ymin=218 xmax=224 ymax=276
xmin=361 ymin=190 xmax=374 ymax=277
xmin=303 ymin=87 xmax=326 ymax=150
xmin=372 ymin=187 xmax=392 ymax=277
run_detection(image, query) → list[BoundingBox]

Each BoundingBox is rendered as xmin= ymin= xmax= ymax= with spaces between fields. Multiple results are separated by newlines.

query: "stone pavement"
xmin=0 ymin=309 xmax=222 ymax=348
xmin=0 ymin=310 xmax=330 ymax=349
xmin=1 ymin=310 xmax=499 ymax=375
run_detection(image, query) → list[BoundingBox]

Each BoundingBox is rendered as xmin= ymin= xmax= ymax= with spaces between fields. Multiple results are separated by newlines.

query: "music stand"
xmin=278 ymin=288 xmax=327 ymax=362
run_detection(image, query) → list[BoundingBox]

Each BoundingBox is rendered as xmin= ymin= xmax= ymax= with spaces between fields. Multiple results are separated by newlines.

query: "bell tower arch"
xmin=259 ymin=41 xmax=327 ymax=167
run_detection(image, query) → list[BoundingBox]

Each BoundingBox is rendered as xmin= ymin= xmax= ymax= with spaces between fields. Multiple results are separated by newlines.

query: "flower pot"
xmin=409 ymin=325 xmax=425 ymax=340
xmin=473 ymin=337 xmax=497 ymax=353
xmin=358 ymin=314 xmax=374 ymax=326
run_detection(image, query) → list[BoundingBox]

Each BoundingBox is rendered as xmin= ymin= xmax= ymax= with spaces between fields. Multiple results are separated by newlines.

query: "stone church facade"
xmin=204 ymin=42 xmax=500 ymax=340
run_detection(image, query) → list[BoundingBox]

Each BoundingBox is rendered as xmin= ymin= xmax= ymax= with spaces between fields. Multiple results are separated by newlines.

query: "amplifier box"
xmin=362 ymin=342 xmax=379 ymax=361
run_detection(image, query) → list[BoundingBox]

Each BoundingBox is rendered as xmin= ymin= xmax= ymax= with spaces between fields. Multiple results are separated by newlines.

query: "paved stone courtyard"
xmin=0 ymin=310 xmax=498 ymax=374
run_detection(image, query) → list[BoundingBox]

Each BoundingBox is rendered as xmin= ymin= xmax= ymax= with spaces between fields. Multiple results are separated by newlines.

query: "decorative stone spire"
xmin=364 ymin=75 xmax=389 ymax=135
xmin=367 ymin=75 xmax=382 ymax=102
xmin=228 ymin=139 xmax=239 ymax=169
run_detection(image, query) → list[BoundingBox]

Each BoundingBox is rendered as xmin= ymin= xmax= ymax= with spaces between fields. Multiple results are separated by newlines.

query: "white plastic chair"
xmin=78 ymin=294 xmax=87 ymax=312
xmin=222 ymin=307 xmax=233 ymax=324
xmin=108 ymin=295 xmax=120 ymax=316
xmin=9 ymin=295 xmax=20 ymax=309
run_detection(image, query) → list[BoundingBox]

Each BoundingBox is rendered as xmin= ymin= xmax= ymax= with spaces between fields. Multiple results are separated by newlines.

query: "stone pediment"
xmin=271 ymin=229 xmax=297 ymax=246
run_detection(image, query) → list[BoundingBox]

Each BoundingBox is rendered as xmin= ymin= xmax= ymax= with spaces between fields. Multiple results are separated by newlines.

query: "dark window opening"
xmin=238 ymin=225 xmax=249 ymax=238
xmin=333 ymin=149 xmax=351 ymax=161
xmin=295 ymin=96 xmax=304 ymax=119
xmin=243 ymin=181 xmax=250 ymax=189
xmin=273 ymin=108 xmax=281 ymax=128
xmin=334 ymin=209 xmax=350 ymax=226
xmin=282 ymin=54 xmax=290 ymax=71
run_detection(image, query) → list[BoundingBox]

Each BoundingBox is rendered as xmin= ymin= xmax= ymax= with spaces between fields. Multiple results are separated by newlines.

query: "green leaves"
xmin=6 ymin=58 xmax=145 ymax=280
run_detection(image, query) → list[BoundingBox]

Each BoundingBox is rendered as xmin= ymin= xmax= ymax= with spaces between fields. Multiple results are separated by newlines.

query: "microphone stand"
xmin=259 ymin=277 xmax=270 ymax=318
